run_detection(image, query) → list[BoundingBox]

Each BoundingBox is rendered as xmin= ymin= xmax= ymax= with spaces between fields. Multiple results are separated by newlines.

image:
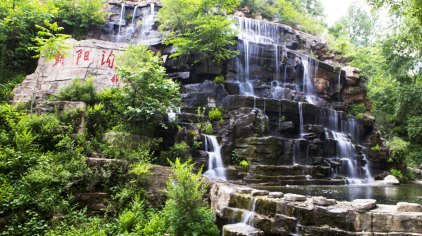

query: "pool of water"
xmin=253 ymin=183 xmax=422 ymax=205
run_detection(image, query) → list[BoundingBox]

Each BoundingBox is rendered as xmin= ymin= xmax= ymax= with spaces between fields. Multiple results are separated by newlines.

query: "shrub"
xmin=214 ymin=75 xmax=225 ymax=84
xmin=349 ymin=103 xmax=367 ymax=117
xmin=208 ymin=107 xmax=223 ymax=122
xmin=56 ymin=77 xmax=99 ymax=105
xmin=160 ymin=142 xmax=191 ymax=164
xmin=16 ymin=113 xmax=68 ymax=152
xmin=387 ymin=137 xmax=409 ymax=162
xmin=240 ymin=160 xmax=250 ymax=172
xmin=162 ymin=159 xmax=219 ymax=236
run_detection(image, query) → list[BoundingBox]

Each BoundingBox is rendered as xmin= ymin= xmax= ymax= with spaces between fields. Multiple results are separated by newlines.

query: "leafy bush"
xmin=208 ymin=107 xmax=223 ymax=122
xmin=53 ymin=0 xmax=106 ymax=38
xmin=56 ymin=77 xmax=99 ymax=105
xmin=162 ymin=159 xmax=219 ymax=236
xmin=16 ymin=113 xmax=68 ymax=152
xmin=116 ymin=44 xmax=181 ymax=129
xmin=349 ymin=103 xmax=367 ymax=117
xmin=160 ymin=0 xmax=239 ymax=64
xmin=387 ymin=137 xmax=409 ymax=162
xmin=214 ymin=75 xmax=225 ymax=84
xmin=240 ymin=160 xmax=250 ymax=172
xmin=160 ymin=142 xmax=191 ymax=164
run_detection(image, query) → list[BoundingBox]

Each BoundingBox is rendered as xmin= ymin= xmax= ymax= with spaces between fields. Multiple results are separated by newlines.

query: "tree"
xmin=159 ymin=0 xmax=240 ymax=65
xmin=116 ymin=44 xmax=181 ymax=127
xmin=162 ymin=159 xmax=219 ymax=236
xmin=329 ymin=3 xmax=377 ymax=47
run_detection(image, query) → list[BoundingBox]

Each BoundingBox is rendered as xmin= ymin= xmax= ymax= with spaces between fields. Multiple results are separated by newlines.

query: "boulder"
xmin=397 ymin=202 xmax=422 ymax=212
xmin=268 ymin=192 xmax=284 ymax=198
xmin=312 ymin=196 xmax=337 ymax=206
xmin=251 ymin=190 xmax=269 ymax=196
xmin=222 ymin=223 xmax=264 ymax=236
xmin=284 ymin=193 xmax=307 ymax=202
xmin=352 ymin=199 xmax=377 ymax=212
xmin=384 ymin=175 xmax=400 ymax=185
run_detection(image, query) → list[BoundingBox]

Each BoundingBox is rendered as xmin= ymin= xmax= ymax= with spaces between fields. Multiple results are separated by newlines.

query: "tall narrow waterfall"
xmin=203 ymin=135 xmax=226 ymax=180
xmin=116 ymin=3 xmax=126 ymax=43
xmin=301 ymin=56 xmax=319 ymax=104
xmin=139 ymin=3 xmax=156 ymax=42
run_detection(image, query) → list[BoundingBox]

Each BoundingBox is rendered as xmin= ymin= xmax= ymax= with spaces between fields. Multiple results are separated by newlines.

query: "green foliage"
xmin=0 ymin=74 xmax=25 ymax=103
xmin=160 ymin=0 xmax=239 ymax=65
xmin=371 ymin=144 xmax=382 ymax=152
xmin=116 ymin=44 xmax=181 ymax=128
xmin=208 ymin=107 xmax=223 ymax=121
xmin=387 ymin=137 xmax=409 ymax=162
xmin=31 ymin=20 xmax=72 ymax=61
xmin=162 ymin=159 xmax=219 ymax=236
xmin=239 ymin=160 xmax=250 ymax=172
xmin=214 ymin=75 xmax=225 ymax=84
xmin=275 ymin=0 xmax=325 ymax=35
xmin=53 ymin=0 xmax=106 ymax=38
xmin=390 ymin=168 xmax=404 ymax=180
xmin=349 ymin=103 xmax=366 ymax=117
xmin=160 ymin=142 xmax=191 ymax=164
xmin=203 ymin=122 xmax=214 ymax=134
xmin=56 ymin=77 xmax=99 ymax=105
xmin=118 ymin=197 xmax=146 ymax=233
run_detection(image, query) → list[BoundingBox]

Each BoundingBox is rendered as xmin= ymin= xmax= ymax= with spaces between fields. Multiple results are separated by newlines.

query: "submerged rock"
xmin=284 ymin=193 xmax=307 ymax=202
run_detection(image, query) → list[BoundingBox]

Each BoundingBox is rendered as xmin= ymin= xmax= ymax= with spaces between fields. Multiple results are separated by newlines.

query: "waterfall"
xmin=123 ymin=5 xmax=139 ymax=42
xmin=293 ymin=141 xmax=300 ymax=165
xmin=139 ymin=3 xmax=156 ymax=42
xmin=203 ymin=135 xmax=226 ymax=180
xmin=301 ymin=56 xmax=319 ymax=105
xmin=234 ymin=16 xmax=279 ymax=44
xmin=298 ymin=102 xmax=304 ymax=137
xmin=363 ymin=154 xmax=374 ymax=182
xmin=238 ymin=40 xmax=255 ymax=96
xmin=241 ymin=198 xmax=257 ymax=225
xmin=275 ymin=45 xmax=280 ymax=81
xmin=116 ymin=3 xmax=126 ymax=43
xmin=337 ymin=68 xmax=342 ymax=102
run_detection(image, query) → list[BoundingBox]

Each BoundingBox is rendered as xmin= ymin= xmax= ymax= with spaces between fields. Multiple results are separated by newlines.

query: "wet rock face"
xmin=211 ymin=182 xmax=422 ymax=235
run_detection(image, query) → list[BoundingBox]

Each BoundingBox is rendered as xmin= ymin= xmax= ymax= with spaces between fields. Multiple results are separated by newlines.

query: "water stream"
xmin=203 ymin=135 xmax=226 ymax=180
xmin=116 ymin=3 xmax=126 ymax=43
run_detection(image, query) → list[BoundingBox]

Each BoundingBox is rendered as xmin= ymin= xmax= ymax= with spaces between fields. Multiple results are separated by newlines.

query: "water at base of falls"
xmin=203 ymin=135 xmax=226 ymax=180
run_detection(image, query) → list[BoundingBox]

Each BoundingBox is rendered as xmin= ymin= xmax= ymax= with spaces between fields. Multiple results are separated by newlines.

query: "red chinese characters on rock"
xmin=101 ymin=50 xmax=115 ymax=69
xmin=75 ymin=49 xmax=91 ymax=65
xmin=52 ymin=52 xmax=65 ymax=67
xmin=111 ymin=74 xmax=119 ymax=85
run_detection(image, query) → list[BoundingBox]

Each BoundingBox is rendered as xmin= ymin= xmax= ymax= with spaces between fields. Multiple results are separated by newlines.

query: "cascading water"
xmin=298 ymin=102 xmax=304 ymax=137
xmin=123 ymin=5 xmax=139 ymax=40
xmin=241 ymin=198 xmax=257 ymax=225
xmin=116 ymin=3 xmax=126 ymax=43
xmin=203 ymin=135 xmax=226 ymax=180
xmin=363 ymin=154 xmax=374 ymax=182
xmin=301 ymin=55 xmax=319 ymax=104
xmin=139 ymin=3 xmax=156 ymax=42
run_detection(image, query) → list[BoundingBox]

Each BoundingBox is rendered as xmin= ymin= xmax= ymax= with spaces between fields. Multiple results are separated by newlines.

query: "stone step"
xmin=246 ymin=178 xmax=346 ymax=186
xmin=253 ymin=164 xmax=321 ymax=176
xmin=222 ymin=223 xmax=264 ymax=236
xmin=245 ymin=174 xmax=311 ymax=181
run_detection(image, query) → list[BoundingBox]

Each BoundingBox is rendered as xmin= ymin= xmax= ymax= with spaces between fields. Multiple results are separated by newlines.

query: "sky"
xmin=320 ymin=0 xmax=370 ymax=26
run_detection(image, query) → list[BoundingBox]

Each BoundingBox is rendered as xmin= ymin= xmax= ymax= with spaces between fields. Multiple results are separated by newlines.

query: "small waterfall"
xmin=341 ymin=117 xmax=361 ymax=142
xmin=203 ymin=135 xmax=226 ymax=180
xmin=139 ymin=3 xmax=156 ymax=41
xmin=234 ymin=16 xmax=279 ymax=44
xmin=363 ymin=154 xmax=374 ymax=182
xmin=275 ymin=45 xmax=280 ymax=81
xmin=298 ymin=102 xmax=304 ymax=137
xmin=237 ymin=40 xmax=255 ymax=96
xmin=271 ymin=81 xmax=285 ymax=99
xmin=124 ymin=5 xmax=139 ymax=40
xmin=293 ymin=141 xmax=300 ymax=165
xmin=241 ymin=198 xmax=257 ymax=225
xmin=301 ymin=56 xmax=319 ymax=104
xmin=166 ymin=107 xmax=180 ymax=122
xmin=337 ymin=68 xmax=342 ymax=102
xmin=116 ymin=3 xmax=126 ymax=43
